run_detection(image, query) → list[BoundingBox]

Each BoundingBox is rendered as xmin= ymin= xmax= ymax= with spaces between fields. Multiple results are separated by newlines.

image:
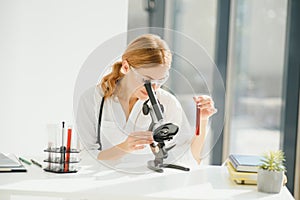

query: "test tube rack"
xmin=43 ymin=147 xmax=80 ymax=173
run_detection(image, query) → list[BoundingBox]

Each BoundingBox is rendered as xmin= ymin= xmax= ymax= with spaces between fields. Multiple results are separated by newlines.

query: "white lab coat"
xmin=76 ymin=86 xmax=197 ymax=173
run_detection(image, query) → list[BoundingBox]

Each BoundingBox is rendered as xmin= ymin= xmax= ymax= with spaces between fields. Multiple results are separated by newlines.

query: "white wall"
xmin=0 ymin=0 xmax=128 ymax=156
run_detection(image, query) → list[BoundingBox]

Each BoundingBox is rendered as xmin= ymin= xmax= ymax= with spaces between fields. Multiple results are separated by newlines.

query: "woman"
xmin=77 ymin=34 xmax=216 ymax=169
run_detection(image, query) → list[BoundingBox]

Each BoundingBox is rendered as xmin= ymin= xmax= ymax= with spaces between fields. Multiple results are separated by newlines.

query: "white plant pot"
xmin=257 ymin=168 xmax=284 ymax=193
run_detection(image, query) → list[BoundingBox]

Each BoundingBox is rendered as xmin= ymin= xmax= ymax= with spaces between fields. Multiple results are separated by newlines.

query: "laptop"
xmin=0 ymin=153 xmax=27 ymax=172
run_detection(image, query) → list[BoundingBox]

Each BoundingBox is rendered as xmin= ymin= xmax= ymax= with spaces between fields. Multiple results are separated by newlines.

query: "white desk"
xmin=0 ymin=151 xmax=294 ymax=200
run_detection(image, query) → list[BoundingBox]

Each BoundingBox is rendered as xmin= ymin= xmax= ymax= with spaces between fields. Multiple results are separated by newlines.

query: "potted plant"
xmin=257 ymin=150 xmax=286 ymax=193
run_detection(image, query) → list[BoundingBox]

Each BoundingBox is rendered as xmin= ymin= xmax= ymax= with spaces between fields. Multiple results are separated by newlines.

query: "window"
xmin=227 ymin=0 xmax=288 ymax=155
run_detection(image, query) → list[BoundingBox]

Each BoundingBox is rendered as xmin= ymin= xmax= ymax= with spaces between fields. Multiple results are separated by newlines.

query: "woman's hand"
xmin=193 ymin=95 xmax=217 ymax=120
xmin=120 ymin=131 xmax=154 ymax=153
xmin=191 ymin=95 xmax=217 ymax=164
xmin=98 ymin=131 xmax=153 ymax=160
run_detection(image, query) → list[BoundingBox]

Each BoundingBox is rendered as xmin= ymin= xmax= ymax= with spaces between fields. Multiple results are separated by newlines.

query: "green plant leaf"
xmin=258 ymin=150 xmax=286 ymax=172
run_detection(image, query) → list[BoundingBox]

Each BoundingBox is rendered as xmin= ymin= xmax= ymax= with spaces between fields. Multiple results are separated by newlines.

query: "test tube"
xmin=60 ymin=121 xmax=65 ymax=171
xmin=193 ymin=97 xmax=201 ymax=136
xmin=46 ymin=124 xmax=59 ymax=169
xmin=64 ymin=126 xmax=72 ymax=172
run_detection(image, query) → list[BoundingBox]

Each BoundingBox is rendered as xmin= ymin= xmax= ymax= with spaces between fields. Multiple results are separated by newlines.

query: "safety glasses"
xmin=130 ymin=66 xmax=169 ymax=86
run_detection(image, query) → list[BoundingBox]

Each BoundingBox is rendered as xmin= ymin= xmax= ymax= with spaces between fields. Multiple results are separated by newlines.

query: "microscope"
xmin=142 ymin=81 xmax=190 ymax=173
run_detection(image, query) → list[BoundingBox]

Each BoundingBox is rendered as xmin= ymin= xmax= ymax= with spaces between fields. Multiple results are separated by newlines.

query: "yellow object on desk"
xmin=226 ymin=160 xmax=257 ymax=185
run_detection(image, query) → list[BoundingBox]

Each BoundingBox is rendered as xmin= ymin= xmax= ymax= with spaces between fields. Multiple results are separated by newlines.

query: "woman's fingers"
xmin=130 ymin=131 xmax=153 ymax=137
xmin=194 ymin=95 xmax=211 ymax=102
xmin=202 ymin=108 xmax=218 ymax=116
xmin=132 ymin=139 xmax=153 ymax=146
xmin=123 ymin=131 xmax=154 ymax=151
xmin=197 ymin=101 xmax=214 ymax=109
xmin=128 ymin=139 xmax=153 ymax=151
xmin=196 ymin=96 xmax=213 ymax=104
xmin=133 ymin=145 xmax=146 ymax=150
xmin=129 ymin=135 xmax=153 ymax=142
xmin=194 ymin=95 xmax=217 ymax=119
xmin=130 ymin=131 xmax=153 ymax=140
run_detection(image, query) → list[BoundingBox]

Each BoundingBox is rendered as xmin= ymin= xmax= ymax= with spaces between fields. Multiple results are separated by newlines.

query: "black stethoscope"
xmin=97 ymin=97 xmax=105 ymax=150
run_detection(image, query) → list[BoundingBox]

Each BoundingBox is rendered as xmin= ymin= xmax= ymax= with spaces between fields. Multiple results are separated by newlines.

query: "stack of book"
xmin=226 ymin=154 xmax=264 ymax=185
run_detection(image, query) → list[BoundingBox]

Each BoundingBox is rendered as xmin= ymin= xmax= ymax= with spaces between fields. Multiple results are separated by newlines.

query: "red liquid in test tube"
xmin=194 ymin=97 xmax=201 ymax=136
xmin=64 ymin=127 xmax=72 ymax=172
xmin=195 ymin=105 xmax=201 ymax=136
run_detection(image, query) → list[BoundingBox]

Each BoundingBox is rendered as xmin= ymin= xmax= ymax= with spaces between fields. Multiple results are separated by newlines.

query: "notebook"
xmin=0 ymin=153 xmax=27 ymax=172
xmin=228 ymin=154 xmax=264 ymax=173
xmin=226 ymin=160 xmax=257 ymax=185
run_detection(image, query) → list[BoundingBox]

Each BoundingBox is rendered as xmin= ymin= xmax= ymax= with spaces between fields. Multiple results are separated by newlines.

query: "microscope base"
xmin=147 ymin=160 xmax=190 ymax=173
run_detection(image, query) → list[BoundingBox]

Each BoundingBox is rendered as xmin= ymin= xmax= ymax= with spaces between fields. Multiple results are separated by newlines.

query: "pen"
xmin=19 ymin=157 xmax=32 ymax=165
xmin=30 ymin=159 xmax=42 ymax=168
xmin=62 ymin=121 xmax=65 ymax=147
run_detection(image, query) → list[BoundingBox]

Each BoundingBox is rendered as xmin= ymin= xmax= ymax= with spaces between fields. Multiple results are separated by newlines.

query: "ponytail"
xmin=99 ymin=61 xmax=124 ymax=99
